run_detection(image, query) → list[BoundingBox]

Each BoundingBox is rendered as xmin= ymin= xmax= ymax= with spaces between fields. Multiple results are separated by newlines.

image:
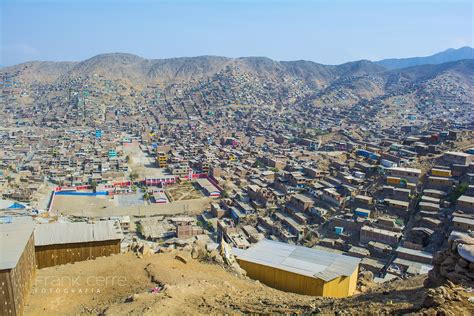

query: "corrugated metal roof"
xmin=35 ymin=220 xmax=122 ymax=246
xmin=237 ymin=239 xmax=360 ymax=282
xmin=0 ymin=217 xmax=36 ymax=270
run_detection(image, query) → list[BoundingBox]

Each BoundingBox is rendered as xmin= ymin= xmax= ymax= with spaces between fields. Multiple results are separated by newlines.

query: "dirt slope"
xmin=24 ymin=252 xmax=473 ymax=315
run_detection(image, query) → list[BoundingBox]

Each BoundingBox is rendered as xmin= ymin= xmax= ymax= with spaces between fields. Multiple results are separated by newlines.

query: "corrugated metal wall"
xmin=35 ymin=240 xmax=120 ymax=269
xmin=0 ymin=233 xmax=36 ymax=316
xmin=238 ymin=259 xmax=358 ymax=298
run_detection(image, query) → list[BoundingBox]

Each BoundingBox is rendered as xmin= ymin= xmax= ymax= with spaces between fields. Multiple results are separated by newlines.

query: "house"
xmin=0 ymin=217 xmax=36 ymax=316
xmin=34 ymin=221 xmax=123 ymax=268
xmin=195 ymin=178 xmax=220 ymax=197
xmin=442 ymin=152 xmax=473 ymax=166
xmin=386 ymin=167 xmax=421 ymax=183
xmin=236 ymin=239 xmax=360 ymax=297
xmin=452 ymin=216 xmax=474 ymax=232
xmin=457 ymin=195 xmax=474 ymax=214
xmin=360 ymin=225 xmax=402 ymax=247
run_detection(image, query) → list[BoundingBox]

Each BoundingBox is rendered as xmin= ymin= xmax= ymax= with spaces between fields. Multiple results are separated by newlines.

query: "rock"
xmin=439 ymin=266 xmax=452 ymax=277
xmin=208 ymin=249 xmax=219 ymax=260
xmin=446 ymin=280 xmax=455 ymax=288
xmin=139 ymin=244 xmax=153 ymax=256
xmin=230 ymin=262 xmax=247 ymax=277
xmin=126 ymin=293 xmax=140 ymax=302
xmin=457 ymin=244 xmax=474 ymax=263
xmin=191 ymin=245 xmax=206 ymax=259
xmin=458 ymin=258 xmax=469 ymax=268
xmin=433 ymin=252 xmax=445 ymax=264
xmin=215 ymin=254 xmax=225 ymax=265
xmin=446 ymin=271 xmax=468 ymax=284
xmin=441 ymin=256 xmax=456 ymax=267
xmin=182 ymin=244 xmax=193 ymax=253
xmin=454 ymin=263 xmax=468 ymax=274
xmin=358 ymin=270 xmax=374 ymax=283
xmin=194 ymin=239 xmax=208 ymax=249
xmin=423 ymin=290 xmax=445 ymax=308
xmin=175 ymin=252 xmax=191 ymax=264
xmin=449 ymin=232 xmax=474 ymax=245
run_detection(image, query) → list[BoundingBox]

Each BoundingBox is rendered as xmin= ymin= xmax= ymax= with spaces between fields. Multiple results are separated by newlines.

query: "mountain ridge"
xmin=376 ymin=46 xmax=474 ymax=70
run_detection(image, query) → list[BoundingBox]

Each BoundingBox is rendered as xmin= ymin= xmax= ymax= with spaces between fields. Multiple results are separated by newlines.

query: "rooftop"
xmin=35 ymin=220 xmax=122 ymax=246
xmin=236 ymin=239 xmax=360 ymax=282
xmin=0 ymin=216 xmax=36 ymax=270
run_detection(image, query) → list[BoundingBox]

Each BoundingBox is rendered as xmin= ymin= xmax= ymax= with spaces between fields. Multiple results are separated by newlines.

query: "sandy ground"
xmin=123 ymin=143 xmax=165 ymax=179
xmin=50 ymin=195 xmax=213 ymax=217
xmin=166 ymin=183 xmax=204 ymax=201
xmin=24 ymin=252 xmax=473 ymax=315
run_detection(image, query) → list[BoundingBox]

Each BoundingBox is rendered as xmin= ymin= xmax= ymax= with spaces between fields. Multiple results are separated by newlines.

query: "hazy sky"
xmin=1 ymin=0 xmax=473 ymax=66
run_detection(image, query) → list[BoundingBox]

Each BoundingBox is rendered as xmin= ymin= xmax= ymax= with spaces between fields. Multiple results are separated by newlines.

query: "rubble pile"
xmin=129 ymin=241 xmax=155 ymax=257
xmin=427 ymin=232 xmax=474 ymax=287
xmin=357 ymin=270 xmax=375 ymax=293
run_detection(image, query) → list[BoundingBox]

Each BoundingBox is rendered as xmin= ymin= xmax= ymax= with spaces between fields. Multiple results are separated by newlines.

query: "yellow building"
xmin=236 ymin=239 xmax=359 ymax=298
xmin=431 ymin=168 xmax=451 ymax=178
xmin=156 ymin=151 xmax=168 ymax=168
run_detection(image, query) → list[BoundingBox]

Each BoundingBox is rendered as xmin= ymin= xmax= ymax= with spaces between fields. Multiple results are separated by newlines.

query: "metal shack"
xmin=236 ymin=239 xmax=360 ymax=297
xmin=0 ymin=217 xmax=36 ymax=316
xmin=34 ymin=221 xmax=122 ymax=269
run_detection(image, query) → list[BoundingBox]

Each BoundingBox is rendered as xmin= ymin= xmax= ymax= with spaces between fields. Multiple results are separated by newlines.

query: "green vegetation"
xmin=90 ymin=180 xmax=98 ymax=193
xmin=136 ymin=222 xmax=143 ymax=234
xmin=254 ymin=160 xmax=265 ymax=168
xmin=129 ymin=171 xmax=139 ymax=182
xmin=448 ymin=182 xmax=469 ymax=203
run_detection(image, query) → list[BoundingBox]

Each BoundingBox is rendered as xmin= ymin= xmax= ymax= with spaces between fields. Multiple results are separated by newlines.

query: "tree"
xmin=129 ymin=171 xmax=139 ymax=182
xmin=90 ymin=180 xmax=98 ymax=193
xmin=448 ymin=182 xmax=469 ymax=203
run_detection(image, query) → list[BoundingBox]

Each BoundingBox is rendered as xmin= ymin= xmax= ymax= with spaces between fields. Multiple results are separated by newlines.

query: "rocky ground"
xmin=24 ymin=238 xmax=474 ymax=315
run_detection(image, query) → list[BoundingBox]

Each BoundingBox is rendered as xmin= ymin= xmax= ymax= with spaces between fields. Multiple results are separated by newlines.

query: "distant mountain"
xmin=2 ymin=52 xmax=473 ymax=108
xmin=376 ymin=46 xmax=474 ymax=70
xmin=1 ymin=53 xmax=385 ymax=88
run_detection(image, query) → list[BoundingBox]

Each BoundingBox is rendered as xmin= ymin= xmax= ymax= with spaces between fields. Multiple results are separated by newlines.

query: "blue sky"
xmin=1 ymin=0 xmax=472 ymax=66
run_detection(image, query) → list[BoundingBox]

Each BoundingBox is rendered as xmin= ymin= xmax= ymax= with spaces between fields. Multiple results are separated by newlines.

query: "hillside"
xmin=24 ymin=251 xmax=473 ymax=315
xmin=1 ymin=53 xmax=384 ymax=87
xmin=2 ymin=53 xmax=473 ymax=122
xmin=377 ymin=46 xmax=474 ymax=70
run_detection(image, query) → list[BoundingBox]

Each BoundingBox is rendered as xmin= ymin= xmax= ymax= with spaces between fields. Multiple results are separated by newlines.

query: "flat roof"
xmin=293 ymin=193 xmax=314 ymax=203
xmin=396 ymin=246 xmax=433 ymax=259
xmin=35 ymin=220 xmax=122 ymax=246
xmin=0 ymin=217 xmax=36 ymax=270
xmin=452 ymin=216 xmax=474 ymax=225
xmin=236 ymin=239 xmax=360 ymax=282
xmin=445 ymin=151 xmax=471 ymax=157
xmin=458 ymin=195 xmax=474 ymax=203
xmin=388 ymin=167 xmax=421 ymax=174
